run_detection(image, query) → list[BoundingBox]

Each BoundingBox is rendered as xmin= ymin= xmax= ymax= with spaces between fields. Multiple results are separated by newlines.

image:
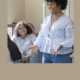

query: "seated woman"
xmin=11 ymin=21 xmax=36 ymax=63
xmin=8 ymin=34 xmax=22 ymax=63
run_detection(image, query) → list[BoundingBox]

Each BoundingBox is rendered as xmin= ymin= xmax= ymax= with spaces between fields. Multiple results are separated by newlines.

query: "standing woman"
xmin=28 ymin=0 xmax=74 ymax=63
xmin=12 ymin=21 xmax=36 ymax=63
xmin=8 ymin=34 xmax=22 ymax=63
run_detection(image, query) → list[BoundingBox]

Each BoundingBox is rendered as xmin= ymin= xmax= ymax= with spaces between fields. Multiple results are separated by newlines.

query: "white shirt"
xmin=11 ymin=33 xmax=36 ymax=57
xmin=34 ymin=14 xmax=74 ymax=55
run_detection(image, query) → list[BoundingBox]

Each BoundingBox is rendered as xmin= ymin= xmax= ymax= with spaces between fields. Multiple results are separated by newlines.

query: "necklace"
xmin=52 ymin=12 xmax=63 ymax=20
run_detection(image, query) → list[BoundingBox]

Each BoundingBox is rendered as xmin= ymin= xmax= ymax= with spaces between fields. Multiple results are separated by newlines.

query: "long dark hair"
xmin=8 ymin=34 xmax=22 ymax=61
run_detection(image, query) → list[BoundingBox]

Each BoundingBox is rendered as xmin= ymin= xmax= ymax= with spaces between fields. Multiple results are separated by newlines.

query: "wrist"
xmin=34 ymin=45 xmax=38 ymax=48
xmin=58 ymin=45 xmax=63 ymax=50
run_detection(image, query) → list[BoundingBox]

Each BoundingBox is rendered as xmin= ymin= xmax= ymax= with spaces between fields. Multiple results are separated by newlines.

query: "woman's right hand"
xmin=28 ymin=45 xmax=38 ymax=57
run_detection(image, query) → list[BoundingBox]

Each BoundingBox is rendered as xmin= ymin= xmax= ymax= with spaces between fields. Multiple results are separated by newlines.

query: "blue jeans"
xmin=42 ymin=53 xmax=70 ymax=63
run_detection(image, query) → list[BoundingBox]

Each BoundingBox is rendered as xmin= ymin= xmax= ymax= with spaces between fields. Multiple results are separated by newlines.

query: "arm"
xmin=21 ymin=53 xmax=25 ymax=58
xmin=33 ymin=17 xmax=48 ymax=50
xmin=33 ymin=24 xmax=45 ymax=50
xmin=28 ymin=24 xmax=45 ymax=57
xmin=59 ymin=20 xmax=74 ymax=49
xmin=28 ymin=18 xmax=47 ymax=57
xmin=50 ymin=19 xmax=74 ymax=57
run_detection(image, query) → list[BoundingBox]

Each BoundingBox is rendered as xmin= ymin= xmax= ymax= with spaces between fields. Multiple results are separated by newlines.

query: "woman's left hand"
xmin=50 ymin=48 xmax=59 ymax=57
xmin=50 ymin=45 xmax=63 ymax=57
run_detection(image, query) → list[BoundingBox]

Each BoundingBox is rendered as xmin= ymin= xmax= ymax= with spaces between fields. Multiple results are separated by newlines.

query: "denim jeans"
xmin=42 ymin=53 xmax=70 ymax=63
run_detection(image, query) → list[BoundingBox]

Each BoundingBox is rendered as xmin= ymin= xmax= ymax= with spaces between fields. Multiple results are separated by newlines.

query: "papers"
xmin=7 ymin=27 xmax=12 ymax=38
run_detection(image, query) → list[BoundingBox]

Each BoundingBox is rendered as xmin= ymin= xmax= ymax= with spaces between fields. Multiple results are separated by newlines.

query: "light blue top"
xmin=34 ymin=14 xmax=74 ymax=55
xmin=11 ymin=33 xmax=36 ymax=57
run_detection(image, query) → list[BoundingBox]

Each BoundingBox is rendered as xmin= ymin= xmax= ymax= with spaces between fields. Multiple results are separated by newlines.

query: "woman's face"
xmin=18 ymin=24 xmax=27 ymax=37
xmin=47 ymin=1 xmax=61 ymax=14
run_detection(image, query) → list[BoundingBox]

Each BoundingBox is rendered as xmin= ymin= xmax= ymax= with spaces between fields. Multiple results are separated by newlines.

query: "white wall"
xmin=68 ymin=0 xmax=74 ymax=22
xmin=25 ymin=0 xmax=45 ymax=33
xmin=25 ymin=0 xmax=74 ymax=33
xmin=8 ymin=0 xmax=74 ymax=32
xmin=7 ymin=0 xmax=25 ymax=24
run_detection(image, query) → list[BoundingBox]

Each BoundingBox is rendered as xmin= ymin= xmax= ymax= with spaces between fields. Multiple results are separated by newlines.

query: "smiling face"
xmin=47 ymin=1 xmax=61 ymax=15
xmin=18 ymin=24 xmax=27 ymax=38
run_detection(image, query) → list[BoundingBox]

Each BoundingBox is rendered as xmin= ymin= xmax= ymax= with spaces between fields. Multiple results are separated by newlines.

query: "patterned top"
xmin=34 ymin=14 xmax=74 ymax=55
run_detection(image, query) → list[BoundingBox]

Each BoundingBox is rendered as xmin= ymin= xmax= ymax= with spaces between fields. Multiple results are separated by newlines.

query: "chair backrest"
xmin=30 ymin=50 xmax=42 ymax=63
xmin=10 ymin=22 xmax=35 ymax=34
xmin=27 ymin=23 xmax=35 ymax=34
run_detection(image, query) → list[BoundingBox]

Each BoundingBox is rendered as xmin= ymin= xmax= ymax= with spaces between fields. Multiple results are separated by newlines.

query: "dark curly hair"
xmin=17 ymin=23 xmax=33 ymax=36
xmin=13 ymin=21 xmax=33 ymax=37
xmin=46 ymin=0 xmax=68 ymax=10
